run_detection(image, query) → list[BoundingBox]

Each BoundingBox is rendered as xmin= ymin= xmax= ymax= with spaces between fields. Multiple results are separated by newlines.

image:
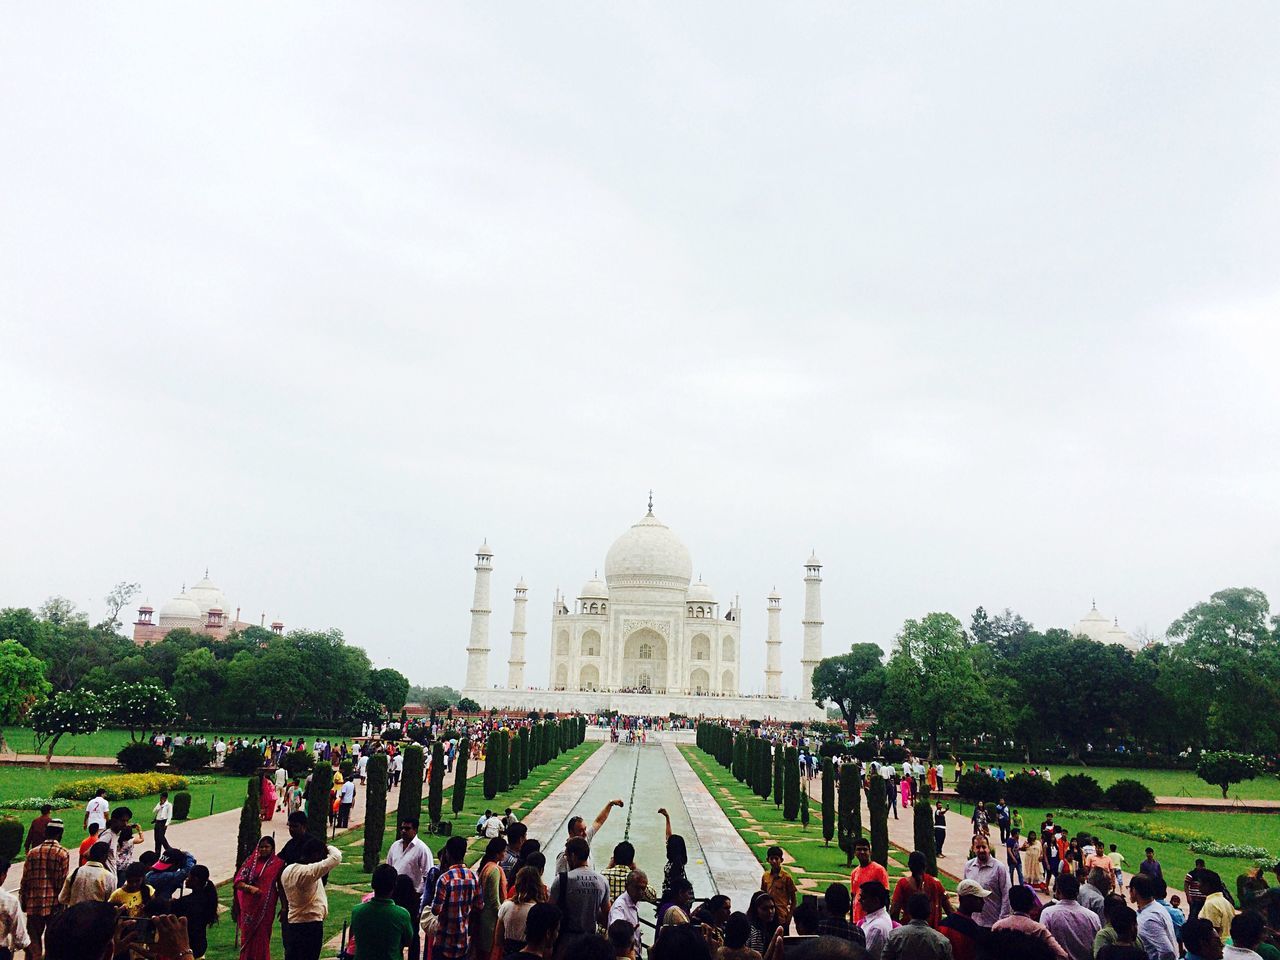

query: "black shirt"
xmin=172 ymin=882 xmax=219 ymax=957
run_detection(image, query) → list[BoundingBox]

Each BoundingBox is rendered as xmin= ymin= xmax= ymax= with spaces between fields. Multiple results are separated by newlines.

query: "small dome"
xmin=157 ymin=592 xmax=201 ymax=625
xmin=806 ymin=551 xmax=822 ymax=567
xmin=477 ymin=541 xmax=493 ymax=557
xmin=515 ymin=578 xmax=528 ymax=591
xmin=767 ymin=588 xmax=781 ymax=601
xmin=579 ymin=575 xmax=609 ymax=600
xmin=604 ymin=511 xmax=693 ymax=589
xmin=1074 ymin=602 xmax=1118 ymax=644
xmin=688 ymin=579 xmax=715 ymax=603
xmin=187 ymin=576 xmax=231 ymax=616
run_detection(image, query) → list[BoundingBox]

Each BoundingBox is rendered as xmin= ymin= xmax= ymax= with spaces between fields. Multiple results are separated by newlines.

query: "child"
xmin=109 ymin=862 xmax=154 ymax=918
xmin=761 ymin=845 xmax=797 ymax=934
xmin=1110 ymin=843 xmax=1125 ymax=885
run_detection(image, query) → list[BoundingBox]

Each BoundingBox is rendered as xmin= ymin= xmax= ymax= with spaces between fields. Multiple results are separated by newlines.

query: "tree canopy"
xmin=811 ymin=644 xmax=885 ymax=730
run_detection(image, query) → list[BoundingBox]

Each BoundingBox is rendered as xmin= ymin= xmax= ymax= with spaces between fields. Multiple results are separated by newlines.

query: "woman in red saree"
xmin=260 ymin=777 xmax=277 ymax=822
xmin=234 ymin=836 xmax=284 ymax=960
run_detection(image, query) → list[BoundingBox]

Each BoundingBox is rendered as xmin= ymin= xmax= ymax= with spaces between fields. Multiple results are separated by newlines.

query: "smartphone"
xmin=134 ymin=917 xmax=155 ymax=944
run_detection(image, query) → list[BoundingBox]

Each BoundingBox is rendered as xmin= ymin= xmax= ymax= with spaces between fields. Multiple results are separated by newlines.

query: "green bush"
xmin=1090 ymin=819 xmax=1206 ymax=844
xmin=172 ymin=791 xmax=192 ymax=821
xmin=169 ymin=745 xmax=213 ymax=772
xmin=281 ymin=750 xmax=315 ymax=780
xmin=783 ymin=746 xmax=800 ymax=821
xmin=1055 ymin=773 xmax=1104 ymax=810
xmin=226 ymin=748 xmax=265 ymax=776
xmin=1197 ymin=751 xmax=1265 ymax=800
xmin=1005 ymin=773 xmax=1056 ymax=807
xmin=235 ymin=777 xmax=261 ymax=869
xmin=399 ymin=745 xmax=425 ymax=820
xmin=307 ymin=762 xmax=333 ymax=839
xmin=1189 ymin=840 xmax=1273 ymax=859
xmin=913 ymin=797 xmax=937 ymax=876
xmin=428 ymin=742 xmax=445 ymax=826
xmin=54 ymin=773 xmax=188 ymax=800
xmin=1104 ymin=779 xmax=1155 ymax=812
xmin=363 ymin=754 xmax=389 ymax=872
xmin=117 ymin=742 xmax=166 ymax=773
xmin=0 ymin=797 xmax=75 ymax=811
xmin=821 ymin=757 xmax=835 ymax=846
xmin=484 ymin=733 xmax=499 ymax=801
xmin=956 ymin=772 xmax=1002 ymax=804
xmin=0 ymin=818 xmax=24 ymax=861
xmin=452 ymin=739 xmax=470 ymax=818
xmin=339 ymin=759 xmax=355 ymax=782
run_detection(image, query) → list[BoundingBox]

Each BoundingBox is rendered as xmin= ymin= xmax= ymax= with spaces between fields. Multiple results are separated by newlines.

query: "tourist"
xmin=721 ymin=912 xmax=764 ymax=960
xmin=658 ymin=811 xmax=689 ymax=899
xmin=549 ymin=837 xmax=611 ymax=950
xmin=483 ymin=811 xmax=505 ymax=839
xmin=109 ymin=862 xmax=153 ymax=918
xmin=0 ymin=858 xmax=32 ymax=959
xmin=1154 ymin=882 xmax=1184 ymax=945
xmin=554 ymin=800 xmax=624 ymax=874
xmin=1184 ymin=860 xmax=1213 ymax=920
xmin=476 ymin=837 xmax=510 ymax=958
xmin=857 ymin=882 xmax=894 ymax=960
xmin=25 ymin=804 xmax=54 ymax=853
xmin=1094 ymin=904 xmax=1147 ymax=960
xmin=83 ymin=789 xmax=109 ymax=835
xmin=152 ymin=791 xmax=173 ymax=853
xmin=429 ymin=836 xmax=484 ymax=960
xmin=21 ymin=817 xmax=68 ymax=960
xmin=691 ymin=894 xmax=733 ymax=936
xmin=504 ymin=902 xmax=561 ymax=960
xmin=760 ymin=846 xmax=797 ymax=934
xmin=280 ymin=838 xmax=343 ymax=960
xmin=1224 ymin=912 xmax=1269 ymax=960
xmin=651 ymin=924 xmax=714 ymax=960
xmin=337 ymin=776 xmax=356 ymax=828
xmin=883 ymin=892 xmax=951 ymax=960
xmin=745 ymin=892 xmax=779 ymax=953
xmin=938 ymin=880 xmax=992 ymax=960
xmin=503 ymin=824 xmax=529 ymax=882
xmin=386 ymin=818 xmax=435 ymax=900
xmin=58 ymin=841 xmax=115 ymax=906
xmin=1005 ymin=830 xmax=1025 ymax=886
xmin=890 ymin=851 xmax=947 ymax=928
xmin=98 ymin=807 xmax=144 ymax=883
xmin=1181 ymin=918 xmax=1224 ymax=960
xmin=818 ymin=884 xmax=866 ymax=947
xmin=1024 ymin=831 xmax=1045 ymax=889
xmin=234 ymin=836 xmax=285 ymax=960
xmin=657 ymin=877 xmax=696 ymax=927
xmin=994 ymin=800 xmax=1011 ymax=844
xmin=1078 ymin=869 xmax=1110 ymax=923
xmin=992 ymin=884 xmax=1067 ymax=958
xmin=147 ymin=845 xmax=196 ymax=900
xmin=77 ymin=823 xmax=100 ymax=867
xmin=970 ymin=803 xmax=989 ymax=838
xmin=933 ymin=803 xmax=949 ymax=858
xmin=1086 ymin=845 xmax=1118 ymax=891
xmin=602 ymin=842 xmax=643 ymax=903
xmin=1040 ymin=874 xmax=1100 ymax=960
xmin=1197 ymin=874 xmax=1236 ymax=947
xmin=171 ymin=864 xmax=219 ymax=960
xmin=850 ymin=837 xmax=891 ymax=923
xmin=606 ymin=871 xmax=648 ymax=955
xmin=607 ymin=918 xmax=638 ymax=960
xmin=1129 ymin=874 xmax=1177 ymax=960
xmin=1137 ymin=851 xmax=1163 ymax=885
xmin=350 ymin=863 xmax=413 ymax=960
xmin=963 ymin=835 xmax=1010 ymax=928
xmin=498 ymin=865 xmax=550 ymax=954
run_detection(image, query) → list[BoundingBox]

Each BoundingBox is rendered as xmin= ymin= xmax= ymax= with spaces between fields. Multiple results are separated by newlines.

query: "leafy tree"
xmin=103 ymin=682 xmax=178 ymax=741
xmin=458 ymin=697 xmax=481 ymax=713
xmin=363 ymin=753 xmax=389 ymax=871
xmin=811 ymin=645 xmax=886 ymax=730
xmin=0 ymin=639 xmax=51 ymax=752
xmin=409 ymin=685 xmax=460 ymax=710
xmin=452 ymin=739 xmax=470 ymax=818
xmin=879 ymin=613 xmax=995 ymax=759
xmin=38 ymin=596 xmax=88 ymax=627
xmin=171 ymin=648 xmax=227 ymax=719
xmin=1196 ymin=751 xmax=1264 ymax=799
xmin=101 ymin=582 xmax=141 ymax=633
xmin=970 ymin=606 xmax=1034 ymax=660
xmin=370 ymin=668 xmax=410 ymax=712
xmin=30 ymin=689 xmax=104 ymax=764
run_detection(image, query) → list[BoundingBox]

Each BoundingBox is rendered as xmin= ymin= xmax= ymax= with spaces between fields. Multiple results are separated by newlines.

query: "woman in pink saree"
xmin=234 ymin=836 xmax=284 ymax=960
xmin=260 ymin=776 xmax=277 ymax=821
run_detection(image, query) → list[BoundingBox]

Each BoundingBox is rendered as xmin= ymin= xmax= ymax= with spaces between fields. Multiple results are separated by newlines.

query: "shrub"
xmin=428 ymin=742 xmax=445 ymax=826
xmin=913 ymin=797 xmax=937 ymax=876
xmin=821 ymin=757 xmax=836 ymax=846
xmin=117 ymin=742 xmax=165 ymax=773
xmin=172 ymin=791 xmax=192 ymax=821
xmin=339 ymin=759 xmax=355 ymax=782
xmin=867 ymin=775 xmax=890 ymax=868
xmin=281 ymin=750 xmax=315 ymax=780
xmin=1005 ymin=773 xmax=1056 ymax=807
xmin=236 ymin=777 xmax=261 ymax=868
xmin=819 ymin=739 xmax=845 ymax=758
xmin=484 ymin=733 xmax=499 ymax=801
xmin=0 ymin=797 xmax=76 ymax=811
xmin=54 ymin=773 xmax=189 ymax=801
xmin=169 ymin=745 xmax=213 ymax=772
xmin=956 ymin=772 xmax=1002 ymax=805
xmin=363 ymin=754 xmax=389 ymax=872
xmin=426 ymin=820 xmax=452 ymax=835
xmin=226 ymin=748 xmax=265 ymax=776
xmin=1189 ymin=840 xmax=1273 ymax=859
xmin=1055 ymin=773 xmax=1104 ymax=810
xmin=0 ymin=818 xmax=24 ymax=860
xmin=306 ymin=762 xmax=333 ymax=839
xmin=783 ymin=746 xmax=800 ymax=821
xmin=452 ymin=739 xmax=470 ymax=818
xmin=1104 ymin=779 xmax=1156 ymax=812
xmin=399 ymin=745 xmax=425 ymax=819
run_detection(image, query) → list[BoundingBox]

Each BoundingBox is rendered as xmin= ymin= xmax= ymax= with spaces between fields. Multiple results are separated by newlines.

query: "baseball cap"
xmin=956 ymin=879 xmax=993 ymax=898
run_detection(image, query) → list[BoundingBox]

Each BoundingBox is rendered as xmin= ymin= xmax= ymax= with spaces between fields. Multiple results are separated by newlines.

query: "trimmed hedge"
xmin=399 ymin=745 xmax=425 ymax=820
xmin=117 ymin=742 xmax=166 ymax=773
xmin=1055 ymin=773 xmax=1105 ymax=810
xmin=169 ymin=745 xmax=213 ymax=772
xmin=55 ymin=773 xmax=189 ymax=801
xmin=0 ymin=818 xmax=24 ymax=860
xmin=226 ymin=748 xmax=265 ymax=776
xmin=956 ymin=772 xmax=1002 ymax=805
xmin=172 ymin=791 xmax=192 ymax=821
xmin=1005 ymin=773 xmax=1056 ymax=807
xmin=1104 ymin=779 xmax=1155 ymax=812
xmin=452 ymin=739 xmax=470 ymax=818
xmin=236 ymin=776 xmax=261 ymax=868
xmin=306 ymin=762 xmax=333 ymax=838
xmin=363 ymin=753 xmax=389 ymax=872
xmin=281 ymin=750 xmax=315 ymax=779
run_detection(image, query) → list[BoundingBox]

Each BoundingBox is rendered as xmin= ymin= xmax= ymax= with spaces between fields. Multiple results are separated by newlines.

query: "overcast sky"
xmin=3 ymin=4 xmax=1278 ymax=696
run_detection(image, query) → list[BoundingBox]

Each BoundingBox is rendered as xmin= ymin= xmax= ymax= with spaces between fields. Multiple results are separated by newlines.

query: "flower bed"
xmin=1090 ymin=818 xmax=1207 ymax=845
xmin=1188 ymin=840 xmax=1273 ymax=860
xmin=53 ymin=773 xmax=189 ymax=801
xmin=0 ymin=797 xmax=77 ymax=811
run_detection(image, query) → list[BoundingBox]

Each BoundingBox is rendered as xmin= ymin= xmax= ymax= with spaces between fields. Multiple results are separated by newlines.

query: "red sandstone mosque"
xmin=132 ymin=571 xmax=283 ymax=645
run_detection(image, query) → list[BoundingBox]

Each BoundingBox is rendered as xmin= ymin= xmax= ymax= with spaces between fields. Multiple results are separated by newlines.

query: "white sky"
xmin=2 ymin=4 xmax=1278 ymax=695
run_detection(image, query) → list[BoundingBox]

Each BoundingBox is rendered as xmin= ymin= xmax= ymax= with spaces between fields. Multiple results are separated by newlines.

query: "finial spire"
xmin=647 ymin=490 xmax=654 ymax=515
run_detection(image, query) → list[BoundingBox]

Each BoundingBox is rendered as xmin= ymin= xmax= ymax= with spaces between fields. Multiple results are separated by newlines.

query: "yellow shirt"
xmin=108 ymin=884 xmax=153 ymax=918
xmin=761 ymin=869 xmax=797 ymax=926
xmin=1199 ymin=891 xmax=1234 ymax=944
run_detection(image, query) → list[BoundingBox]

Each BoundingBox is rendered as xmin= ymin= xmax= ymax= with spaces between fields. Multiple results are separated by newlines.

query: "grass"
xmin=681 ymin=747 xmax=957 ymax=899
xmin=0 ymin=766 xmax=248 ymax=858
xmin=1004 ymin=764 xmax=1280 ymax=801
xmin=945 ymin=799 xmax=1278 ymax=892
xmin=200 ymin=741 xmax=601 ymax=960
xmin=0 ymin=728 xmax=349 ymax=759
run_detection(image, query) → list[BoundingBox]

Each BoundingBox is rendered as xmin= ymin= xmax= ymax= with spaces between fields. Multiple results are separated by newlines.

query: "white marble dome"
xmin=604 ymin=510 xmax=693 ymax=590
xmin=157 ymin=592 xmax=202 ymax=627
xmin=578 ymin=575 xmax=609 ymax=600
xmin=187 ymin=576 xmax=230 ymax=616
xmin=687 ymin=579 xmax=715 ymax=603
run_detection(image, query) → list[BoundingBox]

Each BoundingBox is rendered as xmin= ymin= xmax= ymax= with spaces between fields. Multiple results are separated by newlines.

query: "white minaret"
xmin=765 ymin=589 xmax=783 ymax=697
xmin=800 ymin=551 xmax=823 ymax=700
xmin=464 ymin=541 xmax=494 ymax=690
xmin=507 ymin=579 xmax=528 ymax=689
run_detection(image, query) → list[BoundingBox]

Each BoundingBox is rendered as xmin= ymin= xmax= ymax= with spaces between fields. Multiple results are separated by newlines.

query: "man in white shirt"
xmin=337 ymin=778 xmax=356 ymax=828
xmin=152 ymin=792 xmax=174 ymax=854
xmin=607 ymin=869 xmax=648 ymax=955
xmin=83 ymin=789 xmax=109 ymax=833
xmin=857 ymin=881 xmax=893 ymax=960
xmin=0 ymin=859 xmax=32 ymax=959
xmin=390 ymin=752 xmax=404 ymax=788
xmin=385 ymin=818 xmax=434 ymax=897
xmin=214 ymin=739 xmax=226 ymax=766
xmin=554 ymin=799 xmax=624 ymax=874
xmin=357 ymin=753 xmax=369 ymax=783
xmin=483 ymin=812 xmax=504 ymax=839
xmin=1131 ymin=874 xmax=1177 ymax=960
xmin=281 ymin=843 xmax=343 ymax=960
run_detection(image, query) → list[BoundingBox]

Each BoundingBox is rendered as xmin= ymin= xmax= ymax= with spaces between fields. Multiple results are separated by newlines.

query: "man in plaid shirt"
xmin=430 ymin=836 xmax=483 ymax=960
xmin=19 ymin=819 xmax=68 ymax=960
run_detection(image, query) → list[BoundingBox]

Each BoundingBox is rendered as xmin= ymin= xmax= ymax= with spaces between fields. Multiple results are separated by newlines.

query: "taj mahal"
xmin=460 ymin=498 xmax=827 ymax=721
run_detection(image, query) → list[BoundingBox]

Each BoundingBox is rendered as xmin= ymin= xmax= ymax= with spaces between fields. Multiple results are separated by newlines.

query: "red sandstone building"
xmin=132 ymin=572 xmax=283 ymax=645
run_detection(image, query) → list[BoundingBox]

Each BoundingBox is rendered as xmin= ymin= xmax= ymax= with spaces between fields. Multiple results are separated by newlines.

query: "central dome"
xmin=604 ymin=511 xmax=693 ymax=590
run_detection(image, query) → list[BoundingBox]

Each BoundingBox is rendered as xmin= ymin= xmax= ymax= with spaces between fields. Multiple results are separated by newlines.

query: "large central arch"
xmin=622 ymin=627 xmax=667 ymax=692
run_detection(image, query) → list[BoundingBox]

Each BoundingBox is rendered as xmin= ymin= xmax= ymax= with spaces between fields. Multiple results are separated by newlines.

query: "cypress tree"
xmin=306 ymin=762 xmax=332 ymax=840
xmin=837 ymin=762 xmax=855 ymax=864
xmin=236 ymin=775 xmax=262 ymax=868
xmin=399 ymin=744 xmax=425 ymax=821
xmin=428 ymin=741 xmax=445 ymax=825
xmin=733 ymin=734 xmax=747 ymax=783
xmin=363 ymin=753 xmax=389 ymax=871
xmin=518 ymin=727 xmax=530 ymax=781
xmin=499 ymin=732 xmax=511 ymax=793
xmin=801 ymin=790 xmax=810 ymax=830
xmin=783 ymin=746 xmax=800 ymax=821
xmin=773 ymin=744 xmax=784 ymax=807
xmin=821 ymin=757 xmax=836 ymax=846
xmin=483 ymin=732 xmax=499 ymax=800
xmin=451 ymin=738 xmax=470 ymax=818
xmin=755 ymin=740 xmax=771 ymax=799
xmin=913 ymin=796 xmax=938 ymax=876
xmin=868 ymin=776 xmax=889 ymax=868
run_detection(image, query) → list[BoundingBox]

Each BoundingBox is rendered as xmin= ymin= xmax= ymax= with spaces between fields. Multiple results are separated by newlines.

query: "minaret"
xmin=464 ymin=541 xmax=494 ymax=690
xmin=507 ymin=579 xmax=528 ymax=689
xmin=765 ymin=589 xmax=783 ymax=697
xmin=801 ymin=551 xmax=824 ymax=700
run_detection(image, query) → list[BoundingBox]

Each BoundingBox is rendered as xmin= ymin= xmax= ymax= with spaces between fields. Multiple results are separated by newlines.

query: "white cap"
xmin=955 ymin=878 xmax=993 ymax=898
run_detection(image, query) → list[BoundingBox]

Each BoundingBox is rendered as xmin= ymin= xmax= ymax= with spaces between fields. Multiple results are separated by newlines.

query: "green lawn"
xmin=0 ymin=728 xmax=349 ymax=759
xmin=200 ymin=741 xmax=602 ymax=960
xmin=0 ymin=766 xmax=249 ymax=859
xmin=994 ymin=765 xmax=1280 ymax=801
xmin=946 ymin=799 xmax=1277 ymax=892
xmin=681 ymin=747 xmax=956 ymax=899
